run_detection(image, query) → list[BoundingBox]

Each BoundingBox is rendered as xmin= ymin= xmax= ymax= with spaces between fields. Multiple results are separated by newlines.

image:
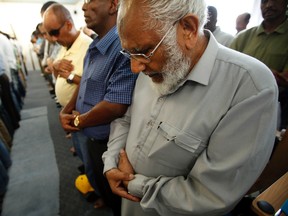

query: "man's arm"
xmin=103 ymin=107 xmax=141 ymax=201
xmin=75 ymin=101 xmax=129 ymax=129
xmin=59 ymin=84 xmax=80 ymax=132
xmin=113 ymin=87 xmax=278 ymax=215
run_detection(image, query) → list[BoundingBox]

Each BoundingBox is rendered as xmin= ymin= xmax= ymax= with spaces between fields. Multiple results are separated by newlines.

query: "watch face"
xmin=74 ymin=116 xmax=79 ymax=126
xmin=66 ymin=78 xmax=73 ymax=84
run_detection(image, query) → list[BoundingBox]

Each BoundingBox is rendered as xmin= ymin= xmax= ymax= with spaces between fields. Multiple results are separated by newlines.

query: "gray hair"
xmin=118 ymin=0 xmax=208 ymax=35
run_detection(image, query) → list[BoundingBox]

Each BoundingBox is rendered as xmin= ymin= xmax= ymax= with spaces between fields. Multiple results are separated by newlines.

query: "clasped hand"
xmin=59 ymin=110 xmax=80 ymax=132
xmin=106 ymin=149 xmax=141 ymax=202
xmin=54 ymin=59 xmax=74 ymax=79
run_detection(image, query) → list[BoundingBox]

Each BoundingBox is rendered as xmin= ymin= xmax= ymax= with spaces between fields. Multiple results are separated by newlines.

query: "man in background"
xmin=236 ymin=12 xmax=251 ymax=34
xmin=59 ymin=0 xmax=138 ymax=215
xmin=230 ymin=0 xmax=288 ymax=130
xmin=204 ymin=5 xmax=234 ymax=47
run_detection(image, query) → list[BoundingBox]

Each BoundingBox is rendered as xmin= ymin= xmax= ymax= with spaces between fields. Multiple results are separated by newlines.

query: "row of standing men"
xmin=31 ymin=0 xmax=288 ymax=216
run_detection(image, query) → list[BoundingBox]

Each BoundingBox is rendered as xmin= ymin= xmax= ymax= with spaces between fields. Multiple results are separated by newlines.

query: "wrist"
xmin=73 ymin=115 xmax=80 ymax=127
xmin=67 ymin=73 xmax=75 ymax=84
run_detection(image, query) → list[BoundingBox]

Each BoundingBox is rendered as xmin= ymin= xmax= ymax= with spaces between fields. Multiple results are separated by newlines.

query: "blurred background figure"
xmin=236 ymin=12 xmax=251 ymax=34
xmin=204 ymin=6 xmax=234 ymax=47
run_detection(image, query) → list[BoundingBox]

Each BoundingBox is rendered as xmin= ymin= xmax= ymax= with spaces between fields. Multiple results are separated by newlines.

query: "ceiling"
xmin=0 ymin=0 xmax=80 ymax=4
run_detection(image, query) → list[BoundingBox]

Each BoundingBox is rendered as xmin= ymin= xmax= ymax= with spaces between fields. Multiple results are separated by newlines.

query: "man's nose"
xmin=130 ymin=58 xmax=146 ymax=74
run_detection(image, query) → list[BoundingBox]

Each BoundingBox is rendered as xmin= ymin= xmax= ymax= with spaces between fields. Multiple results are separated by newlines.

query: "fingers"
xmin=118 ymin=149 xmax=134 ymax=174
xmin=118 ymin=190 xmax=141 ymax=202
xmin=106 ymin=169 xmax=140 ymax=202
xmin=106 ymin=167 xmax=134 ymax=181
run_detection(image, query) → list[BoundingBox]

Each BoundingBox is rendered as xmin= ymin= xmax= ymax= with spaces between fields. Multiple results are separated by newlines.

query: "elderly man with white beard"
xmin=102 ymin=0 xmax=279 ymax=215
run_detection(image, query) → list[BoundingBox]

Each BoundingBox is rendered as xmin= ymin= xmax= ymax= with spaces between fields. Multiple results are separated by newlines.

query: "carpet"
xmin=2 ymin=106 xmax=60 ymax=216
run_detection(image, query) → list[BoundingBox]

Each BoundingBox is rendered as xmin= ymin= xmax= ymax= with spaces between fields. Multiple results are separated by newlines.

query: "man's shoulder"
xmin=217 ymin=47 xmax=276 ymax=90
xmin=77 ymin=31 xmax=93 ymax=46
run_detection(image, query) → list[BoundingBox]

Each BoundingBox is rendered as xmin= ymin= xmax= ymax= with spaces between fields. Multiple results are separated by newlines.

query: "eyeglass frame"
xmin=48 ymin=22 xmax=65 ymax=37
xmin=120 ymin=23 xmax=176 ymax=63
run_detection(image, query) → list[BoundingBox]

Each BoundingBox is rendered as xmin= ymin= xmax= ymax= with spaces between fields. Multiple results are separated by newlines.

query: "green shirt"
xmin=230 ymin=19 xmax=288 ymax=73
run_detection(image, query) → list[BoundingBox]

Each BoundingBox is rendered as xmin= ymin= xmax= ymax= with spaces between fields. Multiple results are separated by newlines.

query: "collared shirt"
xmin=55 ymin=31 xmax=92 ymax=106
xmin=103 ymin=31 xmax=278 ymax=216
xmin=76 ymin=26 xmax=138 ymax=139
xmin=212 ymin=26 xmax=234 ymax=47
xmin=230 ymin=18 xmax=288 ymax=72
xmin=0 ymin=34 xmax=17 ymax=80
xmin=0 ymin=44 xmax=9 ymax=77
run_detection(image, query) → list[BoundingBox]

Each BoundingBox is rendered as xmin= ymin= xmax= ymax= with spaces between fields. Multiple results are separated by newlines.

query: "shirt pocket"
xmin=148 ymin=121 xmax=206 ymax=173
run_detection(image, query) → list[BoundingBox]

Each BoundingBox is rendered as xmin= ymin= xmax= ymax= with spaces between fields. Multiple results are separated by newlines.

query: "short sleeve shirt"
xmin=76 ymin=26 xmax=138 ymax=139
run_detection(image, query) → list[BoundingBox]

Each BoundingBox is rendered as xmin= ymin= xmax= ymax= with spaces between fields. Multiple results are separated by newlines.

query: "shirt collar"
xmin=185 ymin=30 xmax=218 ymax=86
xmin=89 ymin=25 xmax=118 ymax=55
xmin=257 ymin=18 xmax=288 ymax=35
xmin=64 ymin=31 xmax=85 ymax=55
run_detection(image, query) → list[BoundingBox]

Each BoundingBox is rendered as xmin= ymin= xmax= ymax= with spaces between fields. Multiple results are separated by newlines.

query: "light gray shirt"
xmin=103 ymin=32 xmax=278 ymax=216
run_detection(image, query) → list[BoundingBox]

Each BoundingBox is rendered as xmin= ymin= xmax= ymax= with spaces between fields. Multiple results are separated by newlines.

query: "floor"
xmin=16 ymin=70 xmax=113 ymax=216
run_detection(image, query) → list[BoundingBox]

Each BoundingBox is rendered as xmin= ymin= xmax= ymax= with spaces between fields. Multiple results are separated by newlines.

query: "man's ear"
xmin=109 ymin=0 xmax=118 ymax=14
xmin=66 ymin=20 xmax=73 ymax=31
xmin=178 ymin=14 xmax=199 ymax=50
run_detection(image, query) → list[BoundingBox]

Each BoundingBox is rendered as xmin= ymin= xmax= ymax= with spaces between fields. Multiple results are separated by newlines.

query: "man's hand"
xmin=118 ymin=149 xmax=134 ymax=188
xmin=53 ymin=59 xmax=74 ymax=79
xmin=59 ymin=110 xmax=80 ymax=132
xmin=106 ymin=168 xmax=140 ymax=202
xmin=105 ymin=149 xmax=140 ymax=202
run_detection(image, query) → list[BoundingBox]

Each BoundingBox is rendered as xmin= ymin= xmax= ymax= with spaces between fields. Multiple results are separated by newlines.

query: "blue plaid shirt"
xmin=76 ymin=26 xmax=138 ymax=139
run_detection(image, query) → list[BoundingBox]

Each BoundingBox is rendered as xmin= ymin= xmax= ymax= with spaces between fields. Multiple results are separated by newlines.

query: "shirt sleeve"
xmin=104 ymin=58 xmax=138 ymax=105
xmin=127 ymin=86 xmax=278 ymax=215
xmin=102 ymin=106 xmax=132 ymax=173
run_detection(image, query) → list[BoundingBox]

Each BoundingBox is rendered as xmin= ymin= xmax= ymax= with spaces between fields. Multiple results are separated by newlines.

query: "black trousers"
xmin=0 ymin=74 xmax=20 ymax=130
xmin=87 ymin=138 xmax=121 ymax=216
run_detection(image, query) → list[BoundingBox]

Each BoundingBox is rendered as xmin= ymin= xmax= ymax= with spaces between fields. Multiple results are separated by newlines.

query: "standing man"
xmin=43 ymin=2 xmax=99 ymax=202
xmin=204 ymin=6 xmax=234 ymax=47
xmin=43 ymin=3 xmax=92 ymax=107
xmin=59 ymin=0 xmax=138 ymax=215
xmin=230 ymin=0 xmax=288 ymax=130
xmin=103 ymin=0 xmax=279 ymax=215
xmin=235 ymin=12 xmax=251 ymax=34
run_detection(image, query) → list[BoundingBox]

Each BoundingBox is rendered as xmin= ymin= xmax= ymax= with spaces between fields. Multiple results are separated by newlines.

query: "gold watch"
xmin=74 ymin=115 xmax=80 ymax=127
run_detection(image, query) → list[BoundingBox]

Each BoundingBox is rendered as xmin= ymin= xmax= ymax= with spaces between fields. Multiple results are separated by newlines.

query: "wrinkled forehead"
xmin=118 ymin=3 xmax=160 ymax=51
xmin=119 ymin=2 xmax=147 ymax=35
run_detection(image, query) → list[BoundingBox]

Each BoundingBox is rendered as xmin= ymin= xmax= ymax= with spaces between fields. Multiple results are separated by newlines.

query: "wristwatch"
xmin=74 ymin=115 xmax=80 ymax=127
xmin=66 ymin=73 xmax=75 ymax=84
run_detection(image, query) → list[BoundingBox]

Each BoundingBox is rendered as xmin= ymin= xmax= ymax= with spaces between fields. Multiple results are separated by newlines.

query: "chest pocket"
xmin=148 ymin=122 xmax=207 ymax=174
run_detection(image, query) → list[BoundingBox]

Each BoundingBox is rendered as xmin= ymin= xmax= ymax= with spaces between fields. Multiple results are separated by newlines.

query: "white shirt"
xmin=213 ymin=26 xmax=234 ymax=47
xmin=0 ymin=34 xmax=17 ymax=80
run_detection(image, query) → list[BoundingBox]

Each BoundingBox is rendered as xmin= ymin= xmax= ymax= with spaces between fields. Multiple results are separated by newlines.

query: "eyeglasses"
xmin=84 ymin=0 xmax=91 ymax=4
xmin=48 ymin=23 xmax=65 ymax=37
xmin=120 ymin=24 xmax=175 ymax=63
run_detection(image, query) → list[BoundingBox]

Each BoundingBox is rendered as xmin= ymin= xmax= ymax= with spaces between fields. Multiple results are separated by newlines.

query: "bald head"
xmin=236 ymin=12 xmax=250 ymax=33
xmin=44 ymin=3 xmax=73 ymax=25
xmin=43 ymin=3 xmax=78 ymax=47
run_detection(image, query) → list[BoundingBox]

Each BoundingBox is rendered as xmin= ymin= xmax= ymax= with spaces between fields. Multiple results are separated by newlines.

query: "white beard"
xmin=150 ymin=38 xmax=191 ymax=96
